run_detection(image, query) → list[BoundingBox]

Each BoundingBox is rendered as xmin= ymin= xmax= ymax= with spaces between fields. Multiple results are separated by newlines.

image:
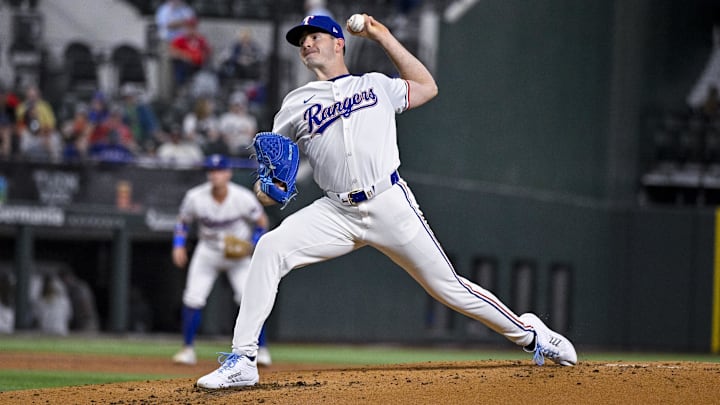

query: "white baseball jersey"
xmin=178 ymin=182 xmax=263 ymax=251
xmin=272 ymin=73 xmax=408 ymax=193
xmin=230 ymin=72 xmax=537 ymax=356
xmin=178 ymin=181 xmax=264 ymax=308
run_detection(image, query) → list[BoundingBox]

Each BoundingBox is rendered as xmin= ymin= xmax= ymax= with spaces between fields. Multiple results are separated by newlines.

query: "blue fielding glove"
xmin=253 ymin=132 xmax=299 ymax=206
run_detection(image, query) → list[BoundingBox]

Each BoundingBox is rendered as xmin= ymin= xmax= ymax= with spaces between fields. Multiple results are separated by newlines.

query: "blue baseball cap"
xmin=286 ymin=15 xmax=344 ymax=46
xmin=203 ymin=154 xmax=230 ymax=170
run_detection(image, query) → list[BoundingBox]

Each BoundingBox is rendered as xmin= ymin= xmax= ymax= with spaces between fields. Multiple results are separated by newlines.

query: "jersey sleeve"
xmin=241 ymin=186 xmax=265 ymax=222
xmin=248 ymin=198 xmax=264 ymax=223
xmin=177 ymin=191 xmax=196 ymax=224
xmin=370 ymin=72 xmax=409 ymax=114
xmin=271 ymin=95 xmax=301 ymax=141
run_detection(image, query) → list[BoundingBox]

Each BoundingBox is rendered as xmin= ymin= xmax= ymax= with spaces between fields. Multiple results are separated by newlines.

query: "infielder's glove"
xmin=253 ymin=132 xmax=299 ymax=206
xmin=224 ymin=235 xmax=253 ymax=259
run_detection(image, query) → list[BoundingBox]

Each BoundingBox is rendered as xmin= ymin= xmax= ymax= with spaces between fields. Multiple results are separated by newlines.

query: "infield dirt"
xmin=1 ymin=352 xmax=719 ymax=404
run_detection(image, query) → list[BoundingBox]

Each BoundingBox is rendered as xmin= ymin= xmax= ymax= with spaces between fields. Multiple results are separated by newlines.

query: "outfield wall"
xmin=0 ymin=162 xmax=714 ymax=351
xmin=269 ymin=176 xmax=715 ymax=352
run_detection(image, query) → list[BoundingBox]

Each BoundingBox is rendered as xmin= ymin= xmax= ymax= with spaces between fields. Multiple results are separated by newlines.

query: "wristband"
xmin=173 ymin=223 xmax=188 ymax=248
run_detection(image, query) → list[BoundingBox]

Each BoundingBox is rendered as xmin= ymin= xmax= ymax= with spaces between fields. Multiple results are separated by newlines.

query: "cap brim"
xmin=286 ymin=25 xmax=327 ymax=46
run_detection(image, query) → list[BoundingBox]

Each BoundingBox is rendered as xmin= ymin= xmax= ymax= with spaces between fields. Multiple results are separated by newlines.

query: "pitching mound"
xmin=1 ymin=352 xmax=719 ymax=404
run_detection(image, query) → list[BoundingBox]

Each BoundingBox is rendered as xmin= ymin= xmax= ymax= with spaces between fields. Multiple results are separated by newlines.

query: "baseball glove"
xmin=253 ymin=132 xmax=299 ymax=206
xmin=224 ymin=235 xmax=253 ymax=259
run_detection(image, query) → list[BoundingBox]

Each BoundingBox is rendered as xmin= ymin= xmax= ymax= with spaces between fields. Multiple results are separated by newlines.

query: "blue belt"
xmin=327 ymin=171 xmax=400 ymax=206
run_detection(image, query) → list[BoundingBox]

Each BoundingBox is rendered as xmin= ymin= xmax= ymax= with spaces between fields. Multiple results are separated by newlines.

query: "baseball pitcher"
xmin=197 ymin=14 xmax=576 ymax=388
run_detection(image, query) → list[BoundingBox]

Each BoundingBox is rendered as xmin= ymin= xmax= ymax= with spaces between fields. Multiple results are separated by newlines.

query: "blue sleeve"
xmin=251 ymin=225 xmax=266 ymax=246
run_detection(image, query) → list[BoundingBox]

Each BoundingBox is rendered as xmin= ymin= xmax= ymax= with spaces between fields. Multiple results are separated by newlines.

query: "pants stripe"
xmin=396 ymin=180 xmax=532 ymax=334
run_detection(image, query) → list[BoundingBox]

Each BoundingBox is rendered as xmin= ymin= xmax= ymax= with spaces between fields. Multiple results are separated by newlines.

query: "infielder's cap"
xmin=203 ymin=154 xmax=230 ymax=170
xmin=286 ymin=15 xmax=343 ymax=46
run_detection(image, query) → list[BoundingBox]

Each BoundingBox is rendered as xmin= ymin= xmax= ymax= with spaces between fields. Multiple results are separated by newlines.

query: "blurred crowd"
xmin=0 ymin=0 xmax=427 ymax=169
xmin=0 ymin=0 xmax=269 ymax=168
xmin=0 ymin=80 xmax=262 ymax=167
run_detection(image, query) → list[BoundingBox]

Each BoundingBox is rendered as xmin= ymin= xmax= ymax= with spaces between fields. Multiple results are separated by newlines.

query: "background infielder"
xmin=172 ymin=154 xmax=272 ymax=366
xmin=197 ymin=14 xmax=576 ymax=389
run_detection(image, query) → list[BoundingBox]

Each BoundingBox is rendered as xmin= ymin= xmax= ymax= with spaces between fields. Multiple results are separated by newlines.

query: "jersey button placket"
xmin=338 ymin=82 xmax=358 ymax=194
xmin=345 ymin=124 xmax=358 ymax=192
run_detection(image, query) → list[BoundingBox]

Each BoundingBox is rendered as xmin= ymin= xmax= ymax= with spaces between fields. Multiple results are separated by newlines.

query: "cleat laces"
xmin=532 ymin=346 xmax=545 ymax=366
xmin=216 ymin=352 xmax=240 ymax=372
xmin=533 ymin=343 xmax=560 ymax=366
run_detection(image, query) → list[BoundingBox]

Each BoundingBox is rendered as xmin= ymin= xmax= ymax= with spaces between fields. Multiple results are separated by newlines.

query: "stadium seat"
xmin=111 ymin=44 xmax=146 ymax=86
xmin=64 ymin=42 xmax=98 ymax=97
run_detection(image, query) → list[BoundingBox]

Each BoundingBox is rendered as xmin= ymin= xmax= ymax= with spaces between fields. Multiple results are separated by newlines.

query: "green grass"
xmin=0 ymin=369 xmax=173 ymax=391
xmin=0 ymin=334 xmax=228 ymax=392
xmin=1 ymin=334 xmax=719 ymax=392
xmin=0 ymin=334 xmax=224 ymax=358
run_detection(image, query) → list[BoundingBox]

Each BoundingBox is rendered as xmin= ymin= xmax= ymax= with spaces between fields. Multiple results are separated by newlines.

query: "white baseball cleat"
xmin=196 ymin=352 xmax=259 ymax=389
xmin=257 ymin=346 xmax=272 ymax=367
xmin=172 ymin=346 xmax=197 ymax=365
xmin=520 ymin=313 xmax=577 ymax=366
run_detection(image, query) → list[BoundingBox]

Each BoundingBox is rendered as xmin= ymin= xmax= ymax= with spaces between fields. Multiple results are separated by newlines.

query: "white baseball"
xmin=347 ymin=14 xmax=365 ymax=33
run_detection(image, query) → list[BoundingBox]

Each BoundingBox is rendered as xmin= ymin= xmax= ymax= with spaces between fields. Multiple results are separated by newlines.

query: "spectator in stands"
xmin=87 ymin=104 xmax=138 ymax=163
xmin=60 ymin=102 xmax=93 ymax=160
xmin=155 ymin=0 xmax=196 ymax=43
xmin=15 ymin=84 xmax=62 ymax=161
xmin=58 ymin=268 xmax=99 ymax=332
xmin=189 ymin=68 xmax=220 ymax=101
xmin=88 ymin=90 xmax=110 ymax=126
xmin=0 ymin=302 xmax=12 ymax=334
xmin=155 ymin=0 xmax=196 ymax=100
xmin=0 ymin=85 xmax=15 ymax=159
xmin=169 ymin=18 xmax=212 ymax=94
xmin=304 ymin=0 xmax=333 ymax=18
xmin=219 ymin=29 xmax=264 ymax=82
xmin=182 ymin=96 xmax=219 ymax=149
xmin=34 ymin=274 xmax=73 ymax=336
xmin=156 ymin=123 xmax=204 ymax=167
xmin=241 ymin=80 xmax=268 ymax=118
xmin=0 ymin=269 xmax=14 ymax=334
xmin=219 ymin=91 xmax=257 ymax=157
xmin=2 ymin=83 xmax=20 ymax=114
xmin=119 ymin=83 xmax=161 ymax=154
xmin=201 ymin=125 xmax=231 ymax=157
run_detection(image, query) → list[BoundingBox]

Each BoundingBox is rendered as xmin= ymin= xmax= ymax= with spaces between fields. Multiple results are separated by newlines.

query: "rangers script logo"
xmin=304 ymin=87 xmax=378 ymax=135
